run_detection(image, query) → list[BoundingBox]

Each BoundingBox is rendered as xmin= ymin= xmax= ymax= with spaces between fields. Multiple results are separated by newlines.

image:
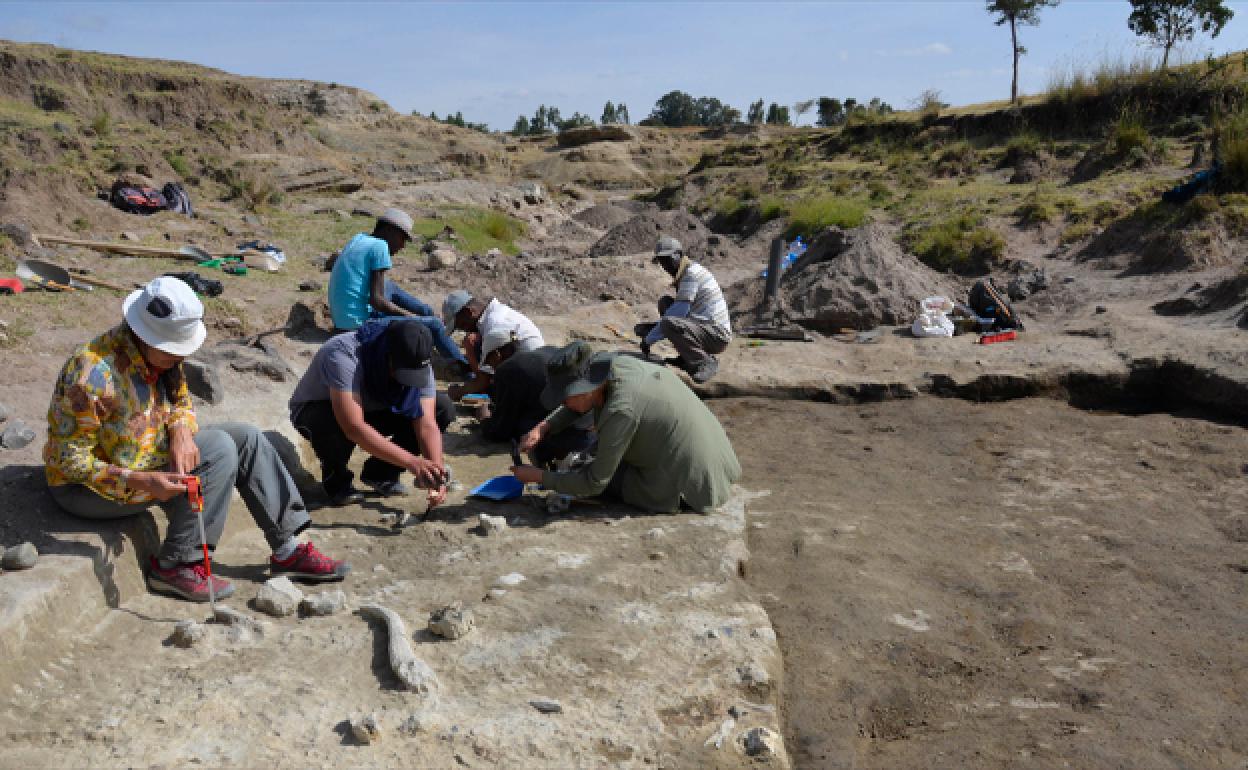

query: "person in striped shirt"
xmin=639 ymin=236 xmax=732 ymax=384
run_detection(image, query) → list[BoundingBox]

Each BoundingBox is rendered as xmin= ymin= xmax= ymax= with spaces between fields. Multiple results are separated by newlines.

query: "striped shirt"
xmin=675 ymin=262 xmax=732 ymax=336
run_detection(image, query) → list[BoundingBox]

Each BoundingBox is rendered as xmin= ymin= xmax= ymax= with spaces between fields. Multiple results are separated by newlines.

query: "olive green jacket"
xmin=541 ymin=356 xmax=740 ymax=512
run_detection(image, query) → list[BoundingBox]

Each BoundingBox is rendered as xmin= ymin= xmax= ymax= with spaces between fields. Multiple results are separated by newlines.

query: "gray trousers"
xmin=657 ymin=297 xmax=731 ymax=368
xmin=50 ymin=423 xmax=311 ymax=564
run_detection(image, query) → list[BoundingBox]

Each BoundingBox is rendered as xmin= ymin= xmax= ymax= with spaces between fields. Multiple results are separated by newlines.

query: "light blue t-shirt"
xmin=328 ymin=233 xmax=392 ymax=330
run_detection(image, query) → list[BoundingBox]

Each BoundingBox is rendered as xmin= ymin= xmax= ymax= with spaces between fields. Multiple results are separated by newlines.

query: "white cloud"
xmin=877 ymin=42 xmax=953 ymax=58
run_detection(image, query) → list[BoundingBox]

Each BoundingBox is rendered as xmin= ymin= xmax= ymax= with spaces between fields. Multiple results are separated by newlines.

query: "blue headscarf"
xmin=356 ymin=320 xmax=425 ymax=419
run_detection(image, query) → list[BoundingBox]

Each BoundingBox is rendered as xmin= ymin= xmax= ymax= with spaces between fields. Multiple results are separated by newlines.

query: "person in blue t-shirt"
xmin=327 ymin=208 xmax=468 ymax=370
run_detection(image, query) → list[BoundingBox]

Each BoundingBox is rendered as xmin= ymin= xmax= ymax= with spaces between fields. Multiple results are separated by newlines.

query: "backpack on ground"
xmin=969 ymin=278 xmax=1024 ymax=331
xmin=162 ymin=182 xmax=194 ymax=217
xmin=109 ymin=180 xmax=167 ymax=215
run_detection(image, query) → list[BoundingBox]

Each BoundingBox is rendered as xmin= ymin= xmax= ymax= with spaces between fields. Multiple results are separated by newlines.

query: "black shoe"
xmin=690 ymin=358 xmax=719 ymax=384
xmin=328 ymin=487 xmax=365 ymax=506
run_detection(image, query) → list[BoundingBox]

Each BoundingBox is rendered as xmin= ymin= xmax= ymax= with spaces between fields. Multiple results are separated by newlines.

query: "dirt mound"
xmin=573 ymin=202 xmax=652 ymax=231
xmin=731 ymin=224 xmax=962 ymax=331
xmin=1079 ymin=212 xmax=1243 ymax=275
xmin=587 ymin=208 xmax=713 ymax=258
xmin=1153 ymin=271 xmax=1248 ymax=328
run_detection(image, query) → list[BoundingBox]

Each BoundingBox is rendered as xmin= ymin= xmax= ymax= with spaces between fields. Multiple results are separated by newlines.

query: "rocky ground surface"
xmin=1 ymin=41 xmax=1246 ymax=768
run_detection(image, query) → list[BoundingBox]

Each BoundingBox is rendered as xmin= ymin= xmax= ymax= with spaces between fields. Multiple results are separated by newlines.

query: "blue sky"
xmin=2 ymin=1 xmax=1246 ymax=129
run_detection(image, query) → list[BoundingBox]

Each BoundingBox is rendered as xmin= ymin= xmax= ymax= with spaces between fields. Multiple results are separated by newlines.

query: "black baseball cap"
xmin=387 ymin=321 xmax=433 ymax=386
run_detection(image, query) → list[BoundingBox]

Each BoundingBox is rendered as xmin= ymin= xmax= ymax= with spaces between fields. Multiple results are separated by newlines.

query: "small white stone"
xmin=643 ymin=527 xmax=665 ymax=541
xmin=170 ymin=620 xmax=207 ymax=648
xmin=487 ymin=589 xmax=507 ymax=600
xmin=373 ymin=564 xmax=387 ymax=573
xmin=477 ymin=513 xmax=507 ymax=535
xmin=300 ymin=590 xmax=347 ymax=617
xmin=428 ymin=602 xmax=475 ymax=640
xmin=350 ymin=713 xmax=382 ymax=744
xmin=493 ymin=573 xmax=525 ymax=588
xmin=255 ymin=577 xmax=303 ymax=617
xmin=2 ymin=542 xmax=38 ymax=570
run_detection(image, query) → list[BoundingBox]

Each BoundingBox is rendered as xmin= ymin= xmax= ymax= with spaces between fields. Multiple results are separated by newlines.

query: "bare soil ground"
xmin=718 ymin=397 xmax=1248 ymax=769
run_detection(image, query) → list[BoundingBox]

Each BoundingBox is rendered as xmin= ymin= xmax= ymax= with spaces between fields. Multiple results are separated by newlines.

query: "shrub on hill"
xmin=905 ymin=211 xmax=1006 ymax=273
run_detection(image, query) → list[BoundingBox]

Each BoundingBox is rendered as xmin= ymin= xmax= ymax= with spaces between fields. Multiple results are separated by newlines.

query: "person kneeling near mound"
xmin=511 ymin=342 xmax=741 ymax=513
xmin=289 ymin=320 xmax=453 ymax=508
xmin=45 ymin=277 xmax=350 ymax=604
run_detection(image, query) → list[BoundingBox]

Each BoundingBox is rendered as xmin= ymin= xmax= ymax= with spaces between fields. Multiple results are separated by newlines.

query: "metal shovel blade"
xmin=179 ymin=245 xmax=215 ymax=262
xmin=16 ymin=259 xmax=84 ymax=291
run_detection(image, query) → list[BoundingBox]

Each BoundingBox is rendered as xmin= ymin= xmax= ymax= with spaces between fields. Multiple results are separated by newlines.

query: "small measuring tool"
xmin=184 ymin=476 xmax=216 ymax=610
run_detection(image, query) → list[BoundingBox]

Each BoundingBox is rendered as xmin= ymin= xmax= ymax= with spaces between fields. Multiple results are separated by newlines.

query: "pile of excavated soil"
xmin=1078 ymin=214 xmax=1245 ymax=275
xmin=1153 ymin=270 xmax=1248 ymax=328
xmin=729 ymin=224 xmax=962 ymax=331
xmin=587 ymin=209 xmax=714 ymax=259
xmin=573 ymin=202 xmax=652 ymax=231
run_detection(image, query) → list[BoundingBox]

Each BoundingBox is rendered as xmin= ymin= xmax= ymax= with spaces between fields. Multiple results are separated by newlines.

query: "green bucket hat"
xmin=541 ymin=341 xmax=612 ymax=409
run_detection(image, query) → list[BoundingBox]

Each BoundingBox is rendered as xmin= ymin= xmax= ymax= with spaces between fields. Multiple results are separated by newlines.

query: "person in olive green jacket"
xmin=511 ymin=342 xmax=740 ymax=513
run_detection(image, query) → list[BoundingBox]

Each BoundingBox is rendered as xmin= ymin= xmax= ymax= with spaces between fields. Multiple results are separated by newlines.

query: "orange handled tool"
xmin=185 ymin=476 xmax=216 ymax=609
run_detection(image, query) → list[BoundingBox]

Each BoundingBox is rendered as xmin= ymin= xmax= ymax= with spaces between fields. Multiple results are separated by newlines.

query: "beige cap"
xmin=378 ymin=208 xmax=415 ymax=240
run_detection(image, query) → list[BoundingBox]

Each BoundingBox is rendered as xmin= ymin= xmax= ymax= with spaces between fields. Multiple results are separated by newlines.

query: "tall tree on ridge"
xmin=1127 ymin=0 xmax=1234 ymax=70
xmin=986 ymin=0 xmax=1061 ymax=104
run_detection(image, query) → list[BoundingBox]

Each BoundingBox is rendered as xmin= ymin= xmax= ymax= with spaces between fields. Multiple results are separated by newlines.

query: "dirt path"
xmin=716 ymin=397 xmax=1248 ymax=769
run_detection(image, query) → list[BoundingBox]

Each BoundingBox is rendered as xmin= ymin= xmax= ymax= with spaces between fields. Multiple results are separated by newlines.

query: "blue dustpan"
xmin=468 ymin=475 xmax=524 ymax=501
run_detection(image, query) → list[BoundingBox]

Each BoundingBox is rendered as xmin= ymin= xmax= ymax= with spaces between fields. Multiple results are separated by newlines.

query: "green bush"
xmin=907 ymin=211 xmax=1005 ymax=273
xmin=165 ymin=151 xmax=190 ymax=177
xmin=1060 ymin=221 xmax=1096 ymax=244
xmin=222 ymin=166 xmax=282 ymax=210
xmin=1111 ymin=111 xmax=1150 ymax=157
xmin=759 ymin=196 xmax=786 ymax=222
xmin=782 ymin=195 xmax=868 ymax=239
xmin=1002 ymin=133 xmax=1041 ymax=167
xmin=1016 ymin=190 xmax=1056 ymax=226
xmin=1217 ymin=110 xmax=1248 ymax=192
xmin=31 ymin=83 xmax=68 ymax=112
xmin=90 ymin=113 xmax=111 ymax=137
xmin=934 ymin=141 xmax=977 ymax=176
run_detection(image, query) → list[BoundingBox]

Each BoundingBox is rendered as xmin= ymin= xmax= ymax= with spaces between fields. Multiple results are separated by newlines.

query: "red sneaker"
xmin=147 ymin=556 xmax=235 ymax=602
xmin=270 ymin=541 xmax=351 ymax=582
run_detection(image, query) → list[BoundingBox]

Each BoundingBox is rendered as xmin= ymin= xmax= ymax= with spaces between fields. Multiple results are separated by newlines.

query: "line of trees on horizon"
xmin=424 ymin=0 xmax=1237 ymax=134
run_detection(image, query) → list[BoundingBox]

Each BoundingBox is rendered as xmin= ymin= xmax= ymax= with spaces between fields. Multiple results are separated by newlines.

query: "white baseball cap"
xmin=378 ymin=208 xmax=415 ymax=240
xmin=123 ymin=276 xmax=207 ymax=357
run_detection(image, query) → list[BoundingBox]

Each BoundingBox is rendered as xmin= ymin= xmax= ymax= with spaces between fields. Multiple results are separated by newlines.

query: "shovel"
xmin=17 ymin=259 xmax=79 ymax=292
xmin=20 ymin=258 xmax=130 ymax=292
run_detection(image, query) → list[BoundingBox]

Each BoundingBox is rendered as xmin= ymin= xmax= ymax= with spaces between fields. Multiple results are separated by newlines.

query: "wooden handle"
xmin=33 ymin=234 xmax=206 ymax=260
xmin=69 ymin=274 xmax=129 ymax=292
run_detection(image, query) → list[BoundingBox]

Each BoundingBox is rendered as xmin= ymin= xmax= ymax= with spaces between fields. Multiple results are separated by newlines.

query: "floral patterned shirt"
xmin=44 ymin=324 xmax=198 ymax=503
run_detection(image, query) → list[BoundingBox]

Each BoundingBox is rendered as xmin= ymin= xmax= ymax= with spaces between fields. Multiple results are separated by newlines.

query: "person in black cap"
xmin=475 ymin=343 xmax=595 ymax=469
xmin=511 ymin=341 xmax=740 ymax=513
xmin=289 ymin=319 xmax=453 ymax=508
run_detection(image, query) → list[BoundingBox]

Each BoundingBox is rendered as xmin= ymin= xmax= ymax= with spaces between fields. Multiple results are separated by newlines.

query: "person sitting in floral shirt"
xmin=44 ymin=276 xmax=351 ymax=602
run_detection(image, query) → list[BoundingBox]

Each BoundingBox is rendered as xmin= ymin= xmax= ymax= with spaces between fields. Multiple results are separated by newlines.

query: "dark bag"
xmin=162 ymin=182 xmax=194 ymax=217
xmin=969 ymin=279 xmax=1023 ymax=331
xmin=163 ymin=271 xmax=223 ymax=298
xmin=109 ymin=181 xmax=167 ymax=215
